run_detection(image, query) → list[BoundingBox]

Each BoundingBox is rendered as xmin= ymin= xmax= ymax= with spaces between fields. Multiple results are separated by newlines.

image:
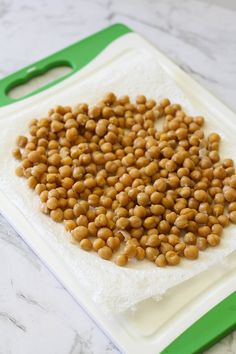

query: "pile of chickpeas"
xmin=12 ymin=93 xmax=236 ymax=267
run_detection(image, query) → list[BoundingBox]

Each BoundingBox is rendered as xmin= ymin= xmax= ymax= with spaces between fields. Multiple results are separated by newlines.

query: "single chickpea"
xmin=116 ymin=217 xmax=129 ymax=230
xmin=194 ymin=189 xmax=208 ymax=202
xmin=97 ymin=227 xmax=113 ymax=240
xmin=167 ymin=234 xmax=180 ymax=246
xmin=198 ymin=225 xmax=211 ymax=237
xmin=129 ymin=216 xmax=142 ymax=228
xmin=124 ymin=244 xmax=137 ymax=258
xmin=166 ymin=251 xmax=180 ymax=265
xmin=174 ymin=215 xmax=188 ymax=229
xmin=154 ymin=179 xmax=167 ymax=193
xmin=218 ymin=215 xmax=229 ymax=227
xmin=229 ymin=175 xmax=236 ymax=189
xmin=224 ymin=187 xmax=236 ymax=202
xmin=76 ymin=215 xmax=88 ymax=227
xmin=117 ymin=191 xmax=129 ymax=206
xmin=145 ymin=161 xmax=158 ymax=176
xmin=27 ymin=176 xmax=37 ymax=189
xmin=160 ymin=242 xmax=173 ymax=254
xmin=155 ymin=254 xmax=167 ymax=267
xmin=98 ymin=246 xmax=113 ymax=260
xmin=93 ymin=238 xmax=105 ymax=251
xmin=115 ymin=254 xmax=128 ymax=266
xmin=184 ymin=245 xmax=199 ymax=260
xmin=46 ymin=197 xmax=58 ymax=210
xmin=207 ymin=234 xmax=220 ymax=246
xmin=228 ymin=202 xmax=236 ymax=212
xmin=64 ymin=220 xmax=77 ymax=231
xmin=184 ymin=232 xmax=196 ymax=245
xmin=71 ymin=226 xmax=88 ymax=241
xmin=135 ymin=247 xmax=146 ymax=260
xmin=80 ymin=239 xmax=92 ymax=251
xmin=107 ymin=236 xmax=120 ymax=250
xmin=50 ymin=208 xmax=64 ymax=222
xmin=12 ymin=148 xmax=22 ymax=160
xmin=137 ymin=192 xmax=150 ymax=206
xmin=15 ymin=166 xmax=24 ymax=176
xmin=174 ymin=242 xmax=186 ymax=255
xmin=146 ymin=234 xmax=160 ymax=247
xmin=208 ymin=133 xmax=220 ymax=143
xmin=229 ymin=211 xmax=236 ymax=223
xmin=133 ymin=205 xmax=147 ymax=218
xmin=16 ymin=135 xmax=28 ymax=148
xmin=145 ymin=247 xmax=159 ymax=261
xmin=211 ymin=223 xmax=223 ymax=235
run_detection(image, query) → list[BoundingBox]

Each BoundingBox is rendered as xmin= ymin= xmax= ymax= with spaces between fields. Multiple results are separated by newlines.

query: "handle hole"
xmin=6 ymin=63 xmax=72 ymax=99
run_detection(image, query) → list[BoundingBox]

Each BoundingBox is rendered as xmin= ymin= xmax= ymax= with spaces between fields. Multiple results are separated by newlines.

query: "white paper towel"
xmin=0 ymin=46 xmax=236 ymax=313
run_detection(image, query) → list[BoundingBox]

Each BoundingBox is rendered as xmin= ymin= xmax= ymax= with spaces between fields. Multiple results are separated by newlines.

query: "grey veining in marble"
xmin=0 ymin=1 xmax=236 ymax=353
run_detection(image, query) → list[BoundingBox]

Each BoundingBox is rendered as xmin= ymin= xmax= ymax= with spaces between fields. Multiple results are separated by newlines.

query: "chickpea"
xmin=129 ymin=216 xmax=142 ymax=228
xmin=16 ymin=135 xmax=28 ymax=148
xmin=145 ymin=161 xmax=158 ymax=176
xmin=27 ymin=176 xmax=37 ymax=189
xmin=155 ymin=254 xmax=167 ymax=267
xmin=184 ymin=232 xmax=196 ymax=245
xmin=80 ymin=239 xmax=92 ymax=251
xmin=207 ymin=233 xmax=220 ymax=246
xmin=224 ymin=187 xmax=236 ymax=202
xmin=194 ymin=189 xmax=208 ymax=202
xmin=208 ymin=133 xmax=220 ymax=143
xmin=166 ymin=251 xmax=180 ymax=265
xmin=96 ymin=227 xmax=112 ymax=241
xmin=230 ymin=175 xmax=236 ymax=188
xmin=98 ymin=246 xmax=113 ymax=260
xmin=218 ymin=214 xmax=229 ymax=227
xmin=143 ymin=216 xmax=157 ymax=229
xmin=133 ymin=205 xmax=147 ymax=218
xmin=15 ymin=166 xmax=24 ymax=176
xmin=107 ymin=236 xmax=120 ymax=250
xmin=124 ymin=244 xmax=137 ymax=258
xmin=229 ymin=211 xmax=236 ymax=223
xmin=12 ymin=148 xmax=22 ymax=160
xmin=228 ymin=202 xmax=236 ymax=212
xmin=146 ymin=234 xmax=160 ymax=247
xmin=46 ymin=197 xmax=58 ymax=210
xmin=160 ymin=242 xmax=173 ymax=254
xmin=167 ymin=234 xmax=180 ymax=246
xmin=154 ymin=179 xmax=167 ymax=193
xmin=28 ymin=151 xmax=41 ymax=163
xmin=64 ymin=220 xmax=77 ymax=231
xmin=71 ymin=226 xmax=88 ymax=241
xmin=174 ymin=242 xmax=186 ymax=255
xmin=136 ymin=247 xmax=146 ymax=260
xmin=115 ymin=254 xmax=128 ymax=266
xmin=174 ymin=215 xmax=188 ymax=229
xmin=93 ymin=238 xmax=105 ymax=251
xmin=50 ymin=208 xmax=64 ymax=222
xmin=146 ymin=247 xmax=159 ymax=261
xmin=137 ymin=192 xmax=150 ymax=206
xmin=184 ymin=245 xmax=199 ymax=260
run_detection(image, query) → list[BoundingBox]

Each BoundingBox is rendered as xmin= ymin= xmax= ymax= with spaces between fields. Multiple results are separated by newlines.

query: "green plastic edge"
xmin=0 ymin=23 xmax=131 ymax=107
xmin=161 ymin=291 xmax=236 ymax=354
xmin=1 ymin=21 xmax=236 ymax=354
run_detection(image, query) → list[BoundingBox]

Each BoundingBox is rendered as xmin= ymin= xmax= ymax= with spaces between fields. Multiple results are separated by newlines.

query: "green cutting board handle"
xmin=0 ymin=23 xmax=131 ymax=107
xmin=162 ymin=291 xmax=236 ymax=354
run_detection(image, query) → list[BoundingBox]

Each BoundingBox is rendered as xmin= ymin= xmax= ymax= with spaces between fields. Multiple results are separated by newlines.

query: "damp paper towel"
xmin=0 ymin=48 xmax=236 ymax=314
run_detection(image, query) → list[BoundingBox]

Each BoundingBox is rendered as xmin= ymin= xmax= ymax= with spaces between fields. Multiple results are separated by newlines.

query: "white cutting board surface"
xmin=0 ymin=32 xmax=236 ymax=354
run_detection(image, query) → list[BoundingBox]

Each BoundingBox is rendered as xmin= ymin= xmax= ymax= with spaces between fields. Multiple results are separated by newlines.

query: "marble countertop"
xmin=0 ymin=0 xmax=236 ymax=353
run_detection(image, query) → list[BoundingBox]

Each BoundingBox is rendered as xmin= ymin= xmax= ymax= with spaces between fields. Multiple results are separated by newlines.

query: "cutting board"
xmin=0 ymin=24 xmax=235 ymax=354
